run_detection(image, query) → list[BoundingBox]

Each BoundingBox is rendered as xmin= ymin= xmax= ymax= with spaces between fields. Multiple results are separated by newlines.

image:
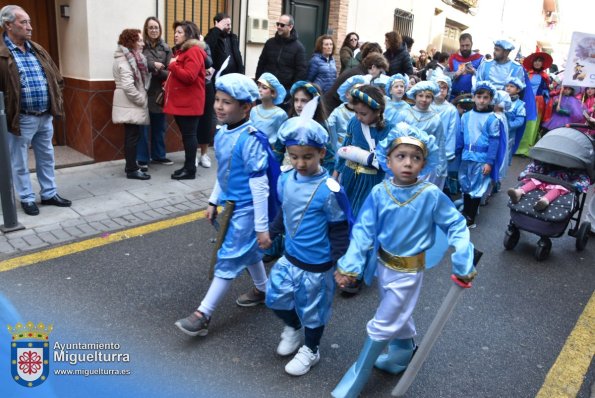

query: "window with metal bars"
xmin=164 ymin=0 xmax=239 ymax=44
xmin=393 ymin=8 xmax=414 ymax=38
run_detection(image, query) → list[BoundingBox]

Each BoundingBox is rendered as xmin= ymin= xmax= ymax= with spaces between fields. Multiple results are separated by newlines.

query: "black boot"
xmin=466 ymin=197 xmax=481 ymax=228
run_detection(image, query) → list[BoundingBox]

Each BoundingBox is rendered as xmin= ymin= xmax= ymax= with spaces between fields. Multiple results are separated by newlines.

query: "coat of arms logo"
xmin=8 ymin=321 xmax=53 ymax=387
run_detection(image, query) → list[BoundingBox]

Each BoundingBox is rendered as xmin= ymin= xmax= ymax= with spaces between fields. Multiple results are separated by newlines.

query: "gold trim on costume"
xmin=378 ymin=246 xmax=425 ymax=273
xmin=383 ymin=180 xmax=432 ymax=206
xmin=346 ymin=160 xmax=378 ymax=175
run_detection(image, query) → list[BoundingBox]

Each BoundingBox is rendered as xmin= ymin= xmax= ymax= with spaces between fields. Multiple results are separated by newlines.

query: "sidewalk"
xmin=0 ymin=150 xmax=216 ymax=260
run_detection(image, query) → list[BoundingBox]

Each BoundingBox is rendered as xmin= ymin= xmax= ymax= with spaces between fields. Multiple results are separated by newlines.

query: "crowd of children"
xmin=171 ymin=33 xmax=592 ymax=394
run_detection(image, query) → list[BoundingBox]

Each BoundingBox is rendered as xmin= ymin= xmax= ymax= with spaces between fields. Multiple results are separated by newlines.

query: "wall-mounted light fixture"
xmin=60 ymin=5 xmax=70 ymax=18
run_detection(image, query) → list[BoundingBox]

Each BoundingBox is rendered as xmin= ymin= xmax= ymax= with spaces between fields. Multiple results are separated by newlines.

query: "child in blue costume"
xmin=250 ymin=72 xmax=288 ymax=145
xmin=265 ymin=115 xmax=351 ymax=376
xmin=384 ymin=73 xmax=410 ymax=125
xmin=335 ymin=85 xmax=392 ymax=217
xmin=430 ymin=73 xmax=460 ymax=192
xmin=332 ymin=122 xmax=477 ymax=398
xmin=492 ymin=90 xmax=512 ymax=185
xmin=327 ymin=75 xmax=367 ymax=152
xmin=175 ymin=73 xmax=276 ymax=337
xmin=504 ymin=77 xmax=526 ymax=164
xmin=457 ymin=81 xmax=506 ymax=228
xmin=273 ymin=81 xmax=336 ymax=173
xmin=390 ymin=81 xmax=447 ymax=189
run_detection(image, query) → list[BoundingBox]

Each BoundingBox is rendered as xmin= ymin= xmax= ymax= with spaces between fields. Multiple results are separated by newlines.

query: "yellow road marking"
xmin=536 ymin=291 xmax=595 ymax=398
xmin=0 ymin=210 xmax=207 ymax=273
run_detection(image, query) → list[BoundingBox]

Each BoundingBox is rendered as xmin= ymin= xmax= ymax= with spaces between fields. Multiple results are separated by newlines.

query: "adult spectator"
xmin=322 ymin=42 xmax=383 ymax=112
xmin=112 ymin=28 xmax=151 ymax=181
xmin=339 ymin=32 xmax=360 ymax=73
xmin=195 ymin=35 xmax=215 ymax=168
xmin=0 ymin=5 xmax=71 ymax=216
xmin=421 ymin=51 xmax=449 ymax=81
xmin=137 ymin=16 xmax=173 ymax=170
xmin=383 ymin=31 xmax=413 ymax=76
xmin=307 ymin=34 xmax=337 ymax=93
xmin=204 ymin=12 xmax=244 ymax=78
xmin=447 ymin=33 xmax=483 ymax=98
xmin=476 ymin=39 xmax=524 ymax=90
xmin=163 ymin=20 xmax=207 ymax=180
xmin=255 ymin=14 xmax=307 ymax=95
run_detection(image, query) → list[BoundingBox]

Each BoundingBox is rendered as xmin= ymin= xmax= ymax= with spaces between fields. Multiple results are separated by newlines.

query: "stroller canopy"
xmin=529 ymin=127 xmax=595 ymax=180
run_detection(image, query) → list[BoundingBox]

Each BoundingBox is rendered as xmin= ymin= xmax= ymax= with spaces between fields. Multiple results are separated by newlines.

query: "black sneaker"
xmin=174 ymin=311 xmax=210 ymax=337
xmin=152 ymin=158 xmax=174 ymax=165
xmin=339 ymin=279 xmax=362 ymax=295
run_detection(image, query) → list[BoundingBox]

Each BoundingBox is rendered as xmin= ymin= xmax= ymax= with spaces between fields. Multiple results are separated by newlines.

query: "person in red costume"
xmin=446 ymin=33 xmax=483 ymax=100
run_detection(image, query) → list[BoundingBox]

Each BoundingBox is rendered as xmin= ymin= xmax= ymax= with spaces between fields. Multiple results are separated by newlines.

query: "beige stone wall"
xmin=268 ymin=0 xmax=282 ymax=37
xmin=328 ymin=0 xmax=350 ymax=67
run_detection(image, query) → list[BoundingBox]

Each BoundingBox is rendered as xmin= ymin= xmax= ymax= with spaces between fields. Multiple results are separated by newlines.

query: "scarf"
xmin=120 ymin=45 xmax=150 ymax=90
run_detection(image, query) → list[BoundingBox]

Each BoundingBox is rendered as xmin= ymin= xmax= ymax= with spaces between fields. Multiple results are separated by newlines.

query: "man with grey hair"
xmin=255 ymin=14 xmax=307 ymax=98
xmin=0 ymin=5 xmax=70 ymax=216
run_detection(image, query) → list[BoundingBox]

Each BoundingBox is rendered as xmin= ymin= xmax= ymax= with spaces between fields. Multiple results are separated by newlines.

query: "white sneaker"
xmin=285 ymin=345 xmax=320 ymax=376
xmin=277 ymin=326 xmax=302 ymax=356
xmin=200 ymin=154 xmax=211 ymax=168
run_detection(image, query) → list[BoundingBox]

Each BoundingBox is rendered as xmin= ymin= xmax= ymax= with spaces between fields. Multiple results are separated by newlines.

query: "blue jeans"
xmin=136 ymin=112 xmax=167 ymax=162
xmin=7 ymin=114 xmax=57 ymax=202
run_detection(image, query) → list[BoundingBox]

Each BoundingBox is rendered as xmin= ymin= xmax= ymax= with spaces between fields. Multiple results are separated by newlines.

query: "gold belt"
xmin=378 ymin=247 xmax=425 ymax=273
xmin=346 ymin=160 xmax=377 ymax=175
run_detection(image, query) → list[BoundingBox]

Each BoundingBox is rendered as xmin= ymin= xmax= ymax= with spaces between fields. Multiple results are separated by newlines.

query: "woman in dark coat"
xmin=339 ymin=32 xmax=360 ymax=73
xmin=383 ymin=31 xmax=413 ymax=76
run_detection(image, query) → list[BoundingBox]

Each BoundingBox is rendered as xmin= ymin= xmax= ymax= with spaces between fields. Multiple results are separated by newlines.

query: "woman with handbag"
xmin=112 ymin=28 xmax=151 ymax=180
xmin=136 ymin=17 xmax=173 ymax=171
xmin=163 ymin=20 xmax=207 ymax=180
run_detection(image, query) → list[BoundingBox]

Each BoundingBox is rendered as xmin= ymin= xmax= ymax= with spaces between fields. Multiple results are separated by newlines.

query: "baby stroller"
xmin=503 ymin=127 xmax=595 ymax=260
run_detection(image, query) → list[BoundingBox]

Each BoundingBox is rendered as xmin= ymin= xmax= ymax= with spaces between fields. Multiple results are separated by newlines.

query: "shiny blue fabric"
xmin=336 ymin=118 xmax=392 ymax=216
xmin=279 ymin=169 xmax=346 ymax=264
xmin=457 ymin=110 xmax=500 ymax=164
xmin=249 ymin=105 xmax=288 ymax=144
xmin=458 ymin=160 xmax=492 ymax=198
xmin=476 ymin=59 xmax=524 ymax=90
xmin=328 ymin=105 xmax=355 ymax=151
xmin=214 ymin=121 xmax=268 ymax=206
xmin=384 ymin=100 xmax=410 ymax=126
xmin=431 ymin=101 xmax=460 ymax=162
xmin=265 ymin=256 xmax=335 ymax=328
xmin=337 ymin=180 xmax=474 ymax=284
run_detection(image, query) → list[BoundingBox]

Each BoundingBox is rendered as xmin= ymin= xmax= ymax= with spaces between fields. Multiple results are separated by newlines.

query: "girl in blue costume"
xmin=332 ymin=122 xmax=477 ymax=398
xmin=265 ymin=114 xmax=351 ymax=376
xmin=327 ymin=75 xmax=367 ymax=152
xmin=391 ymin=80 xmax=447 ymax=189
xmin=175 ymin=73 xmax=276 ymax=337
xmin=250 ymin=72 xmax=288 ymax=145
xmin=273 ymin=81 xmax=336 ymax=173
xmin=504 ymin=78 xmax=527 ymax=164
xmin=335 ymin=85 xmax=392 ymax=217
xmin=456 ymin=81 xmax=505 ymax=228
xmin=384 ymin=73 xmax=410 ymax=125
xmin=430 ymin=73 xmax=460 ymax=193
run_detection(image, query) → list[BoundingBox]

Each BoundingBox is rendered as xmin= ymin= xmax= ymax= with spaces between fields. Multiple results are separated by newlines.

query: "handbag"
xmin=154 ymin=73 xmax=170 ymax=106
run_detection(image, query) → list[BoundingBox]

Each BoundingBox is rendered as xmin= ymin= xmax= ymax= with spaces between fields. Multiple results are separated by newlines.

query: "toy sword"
xmin=392 ymin=249 xmax=483 ymax=397
xmin=208 ymin=201 xmax=235 ymax=280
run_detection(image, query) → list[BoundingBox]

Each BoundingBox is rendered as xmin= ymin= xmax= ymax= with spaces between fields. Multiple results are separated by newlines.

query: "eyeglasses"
xmin=350 ymin=38 xmax=358 ymax=42
xmin=148 ymin=26 xmax=160 ymax=30
xmin=276 ymin=22 xmax=287 ymax=28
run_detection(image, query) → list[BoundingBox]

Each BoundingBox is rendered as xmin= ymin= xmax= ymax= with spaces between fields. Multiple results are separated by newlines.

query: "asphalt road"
xmin=1 ymin=158 xmax=594 ymax=398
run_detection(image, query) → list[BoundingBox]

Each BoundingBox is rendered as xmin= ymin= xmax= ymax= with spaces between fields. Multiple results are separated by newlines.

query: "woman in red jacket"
xmin=163 ymin=20 xmax=207 ymax=179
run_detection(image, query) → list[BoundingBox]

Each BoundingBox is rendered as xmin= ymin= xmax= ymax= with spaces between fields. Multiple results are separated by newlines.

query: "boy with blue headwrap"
xmin=332 ymin=122 xmax=476 ymax=398
xmin=265 ymin=116 xmax=351 ymax=376
xmin=175 ymin=73 xmax=278 ymax=337
xmin=384 ymin=73 xmax=411 ymax=125
xmin=456 ymin=81 xmax=505 ymax=228
xmin=250 ymin=72 xmax=288 ymax=145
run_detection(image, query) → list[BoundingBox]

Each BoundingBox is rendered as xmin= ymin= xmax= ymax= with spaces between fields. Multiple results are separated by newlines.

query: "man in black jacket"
xmin=204 ymin=12 xmax=244 ymax=79
xmin=255 ymin=14 xmax=307 ymax=97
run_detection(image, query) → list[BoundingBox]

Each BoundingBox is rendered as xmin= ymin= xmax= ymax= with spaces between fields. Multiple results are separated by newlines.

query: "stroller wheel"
xmin=535 ymin=238 xmax=552 ymax=261
xmin=503 ymin=225 xmax=520 ymax=250
xmin=576 ymin=222 xmax=591 ymax=251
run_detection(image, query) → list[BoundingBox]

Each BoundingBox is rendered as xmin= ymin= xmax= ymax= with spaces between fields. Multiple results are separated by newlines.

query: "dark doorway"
xmin=284 ymin=0 xmax=327 ymax=59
